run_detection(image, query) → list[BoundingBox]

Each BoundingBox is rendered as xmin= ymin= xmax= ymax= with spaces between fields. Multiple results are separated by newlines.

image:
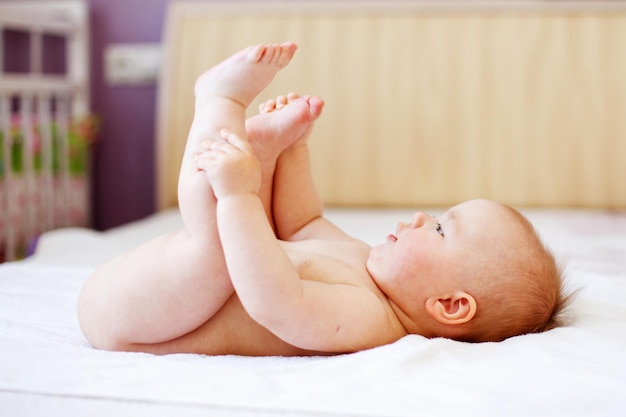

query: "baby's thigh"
xmin=78 ymin=229 xmax=233 ymax=349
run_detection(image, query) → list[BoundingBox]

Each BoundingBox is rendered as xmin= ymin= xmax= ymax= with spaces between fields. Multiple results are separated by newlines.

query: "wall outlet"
xmin=105 ymin=43 xmax=162 ymax=86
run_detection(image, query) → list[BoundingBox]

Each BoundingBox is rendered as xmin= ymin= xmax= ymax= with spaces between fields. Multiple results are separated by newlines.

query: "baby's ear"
xmin=425 ymin=291 xmax=477 ymax=325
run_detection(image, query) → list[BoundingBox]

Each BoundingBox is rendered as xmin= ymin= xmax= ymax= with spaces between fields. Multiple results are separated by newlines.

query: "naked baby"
xmin=78 ymin=43 xmax=569 ymax=356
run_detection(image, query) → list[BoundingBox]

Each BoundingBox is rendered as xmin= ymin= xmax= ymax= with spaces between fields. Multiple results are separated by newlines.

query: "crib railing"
xmin=0 ymin=0 xmax=91 ymax=262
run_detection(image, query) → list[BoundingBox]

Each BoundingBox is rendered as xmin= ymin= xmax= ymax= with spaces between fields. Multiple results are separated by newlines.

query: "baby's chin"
xmin=364 ymin=248 xmax=386 ymax=280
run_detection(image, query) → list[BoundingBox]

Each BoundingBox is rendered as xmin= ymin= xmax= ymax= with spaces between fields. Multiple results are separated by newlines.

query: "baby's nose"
xmin=397 ymin=213 xmax=433 ymax=234
xmin=412 ymin=212 xmax=437 ymax=229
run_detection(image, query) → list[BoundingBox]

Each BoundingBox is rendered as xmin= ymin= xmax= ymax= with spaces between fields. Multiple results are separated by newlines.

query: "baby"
xmin=78 ymin=43 xmax=570 ymax=356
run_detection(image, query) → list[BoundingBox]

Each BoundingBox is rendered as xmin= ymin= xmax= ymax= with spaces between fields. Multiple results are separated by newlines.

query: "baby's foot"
xmin=194 ymin=43 xmax=298 ymax=109
xmin=246 ymin=93 xmax=325 ymax=157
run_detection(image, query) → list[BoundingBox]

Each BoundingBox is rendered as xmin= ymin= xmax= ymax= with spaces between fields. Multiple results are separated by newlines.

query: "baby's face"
xmin=367 ymin=199 xmax=519 ymax=316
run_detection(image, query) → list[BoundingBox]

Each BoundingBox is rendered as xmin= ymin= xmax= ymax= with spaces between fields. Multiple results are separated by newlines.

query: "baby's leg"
xmin=78 ymin=44 xmax=297 ymax=350
xmin=179 ymin=43 xmax=298 ymax=237
xmin=82 ymin=95 xmax=324 ymax=355
xmin=263 ymin=95 xmax=327 ymax=240
xmin=246 ymin=93 xmax=324 ymax=220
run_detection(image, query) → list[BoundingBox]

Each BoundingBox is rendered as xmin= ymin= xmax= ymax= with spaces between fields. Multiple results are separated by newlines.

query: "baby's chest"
xmin=286 ymin=242 xmax=370 ymax=285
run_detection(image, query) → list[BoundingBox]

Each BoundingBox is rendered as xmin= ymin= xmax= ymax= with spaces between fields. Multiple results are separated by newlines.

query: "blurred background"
xmin=2 ymin=0 xmax=623 ymax=233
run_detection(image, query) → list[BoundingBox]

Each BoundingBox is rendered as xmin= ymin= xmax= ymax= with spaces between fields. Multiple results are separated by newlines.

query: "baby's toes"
xmin=259 ymin=98 xmax=277 ymax=113
xmin=287 ymin=92 xmax=300 ymax=103
xmin=275 ymin=95 xmax=288 ymax=110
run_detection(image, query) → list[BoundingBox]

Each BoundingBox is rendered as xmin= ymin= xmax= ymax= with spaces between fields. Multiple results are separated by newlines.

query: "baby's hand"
xmin=195 ymin=129 xmax=261 ymax=200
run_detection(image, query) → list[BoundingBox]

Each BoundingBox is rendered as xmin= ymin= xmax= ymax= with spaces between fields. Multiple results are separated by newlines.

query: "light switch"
xmin=104 ymin=43 xmax=162 ymax=86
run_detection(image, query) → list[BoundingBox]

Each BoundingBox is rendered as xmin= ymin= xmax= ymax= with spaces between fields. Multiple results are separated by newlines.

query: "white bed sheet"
xmin=1 ymin=208 xmax=625 ymax=417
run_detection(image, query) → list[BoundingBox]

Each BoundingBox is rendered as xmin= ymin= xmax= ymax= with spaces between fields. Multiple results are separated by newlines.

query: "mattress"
xmin=1 ymin=207 xmax=625 ymax=416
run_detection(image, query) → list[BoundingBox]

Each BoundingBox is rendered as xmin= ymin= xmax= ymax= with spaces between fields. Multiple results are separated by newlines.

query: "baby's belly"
xmin=181 ymin=294 xmax=325 ymax=357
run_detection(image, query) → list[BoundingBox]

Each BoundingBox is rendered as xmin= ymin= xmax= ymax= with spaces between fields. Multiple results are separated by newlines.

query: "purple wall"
xmin=88 ymin=0 xmax=169 ymax=230
xmin=90 ymin=0 xmax=261 ymax=229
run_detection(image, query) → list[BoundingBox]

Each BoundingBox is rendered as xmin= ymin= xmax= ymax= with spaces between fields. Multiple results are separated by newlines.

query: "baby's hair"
xmin=462 ymin=206 xmax=576 ymax=342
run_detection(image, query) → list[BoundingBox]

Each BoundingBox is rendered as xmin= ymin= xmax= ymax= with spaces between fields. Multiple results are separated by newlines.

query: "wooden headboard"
xmin=156 ymin=1 xmax=626 ymax=210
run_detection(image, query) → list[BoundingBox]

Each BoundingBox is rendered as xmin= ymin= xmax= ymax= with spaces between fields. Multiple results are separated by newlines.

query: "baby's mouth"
xmin=386 ymin=234 xmax=397 ymax=243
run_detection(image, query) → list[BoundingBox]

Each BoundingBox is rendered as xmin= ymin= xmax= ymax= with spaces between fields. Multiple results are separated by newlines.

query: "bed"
xmin=2 ymin=207 xmax=626 ymax=416
xmin=1 ymin=1 xmax=626 ymax=416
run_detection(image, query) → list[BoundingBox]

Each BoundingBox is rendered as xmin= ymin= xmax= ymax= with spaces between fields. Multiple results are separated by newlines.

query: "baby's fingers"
xmin=200 ymin=137 xmax=229 ymax=152
xmin=194 ymin=150 xmax=216 ymax=168
xmin=220 ymin=129 xmax=253 ymax=153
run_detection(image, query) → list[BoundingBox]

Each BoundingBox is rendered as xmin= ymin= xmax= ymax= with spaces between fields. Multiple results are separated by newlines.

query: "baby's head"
xmin=367 ymin=199 xmax=572 ymax=342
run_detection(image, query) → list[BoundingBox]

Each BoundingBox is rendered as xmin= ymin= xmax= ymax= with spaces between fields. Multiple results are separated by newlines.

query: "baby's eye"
xmin=436 ymin=223 xmax=444 ymax=237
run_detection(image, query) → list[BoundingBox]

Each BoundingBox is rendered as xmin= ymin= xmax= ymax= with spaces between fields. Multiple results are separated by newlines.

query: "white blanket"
xmin=1 ymin=208 xmax=625 ymax=416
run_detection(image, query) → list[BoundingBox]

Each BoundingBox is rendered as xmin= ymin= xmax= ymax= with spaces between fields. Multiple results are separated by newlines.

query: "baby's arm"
xmin=196 ymin=131 xmax=392 ymax=352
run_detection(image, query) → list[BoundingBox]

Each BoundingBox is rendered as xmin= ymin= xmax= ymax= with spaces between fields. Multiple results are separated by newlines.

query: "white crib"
xmin=0 ymin=0 xmax=91 ymax=262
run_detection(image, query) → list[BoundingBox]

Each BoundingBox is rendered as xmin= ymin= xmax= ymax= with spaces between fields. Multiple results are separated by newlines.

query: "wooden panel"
xmin=157 ymin=2 xmax=626 ymax=209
